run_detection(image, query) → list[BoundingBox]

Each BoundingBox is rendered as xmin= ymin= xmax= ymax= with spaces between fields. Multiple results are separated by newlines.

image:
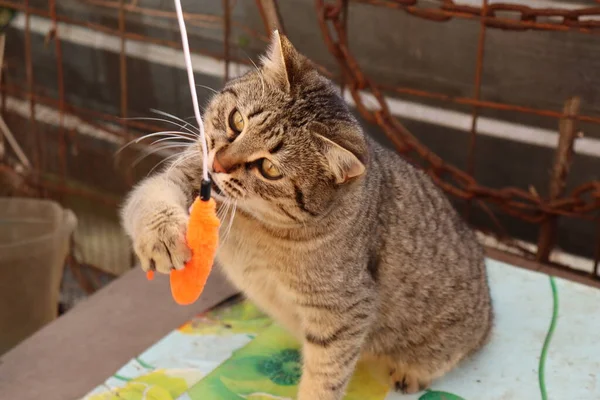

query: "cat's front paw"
xmin=132 ymin=207 xmax=191 ymax=274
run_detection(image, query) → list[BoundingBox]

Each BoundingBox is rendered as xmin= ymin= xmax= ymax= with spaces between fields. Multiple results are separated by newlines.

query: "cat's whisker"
xmin=150 ymin=136 xmax=196 ymax=146
xmin=136 ymin=130 xmax=197 ymax=141
xmin=150 ymin=109 xmax=199 ymax=136
xmin=147 ymin=151 xmax=191 ymax=176
xmin=149 ymin=108 xmax=186 ymax=122
xmin=115 ymin=140 xmax=140 ymax=156
xmin=132 ymin=144 xmax=191 ymax=167
xmin=217 ymin=201 xmax=232 ymax=236
xmin=150 ymin=146 xmax=198 ymax=172
xmin=166 ymin=150 xmax=199 ymax=174
xmin=116 ymin=130 xmax=198 ymax=155
xmin=141 ymin=142 xmax=192 ymax=154
xmin=222 ymin=199 xmax=234 ymax=223
xmin=117 ymin=134 xmax=183 ymax=156
xmin=216 ymin=203 xmax=225 ymax=220
xmin=216 ymin=205 xmax=226 ymax=224
xmin=221 ymin=201 xmax=237 ymax=246
xmin=122 ymin=117 xmax=198 ymax=136
xmin=217 ymin=197 xmax=232 ymax=222
xmin=196 ymin=84 xmax=218 ymax=95
xmin=216 ymin=198 xmax=226 ymax=216
xmin=132 ymin=143 xmax=189 ymax=167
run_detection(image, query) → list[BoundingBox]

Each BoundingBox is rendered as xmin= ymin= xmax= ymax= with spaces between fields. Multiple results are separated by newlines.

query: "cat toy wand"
xmin=145 ymin=0 xmax=220 ymax=306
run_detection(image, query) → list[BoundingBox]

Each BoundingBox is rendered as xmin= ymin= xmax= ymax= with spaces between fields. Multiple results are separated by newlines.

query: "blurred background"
xmin=0 ymin=0 xmax=598 ymax=355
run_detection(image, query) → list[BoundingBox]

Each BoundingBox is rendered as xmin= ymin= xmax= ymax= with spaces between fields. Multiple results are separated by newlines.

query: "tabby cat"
xmin=121 ymin=32 xmax=493 ymax=400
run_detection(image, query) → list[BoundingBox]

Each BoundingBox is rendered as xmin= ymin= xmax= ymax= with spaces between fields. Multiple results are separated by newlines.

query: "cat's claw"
xmin=391 ymin=368 xmax=430 ymax=395
xmin=132 ymin=208 xmax=191 ymax=274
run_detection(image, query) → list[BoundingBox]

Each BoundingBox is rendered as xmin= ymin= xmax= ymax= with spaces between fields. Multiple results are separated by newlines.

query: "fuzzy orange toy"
xmin=169 ymin=197 xmax=219 ymax=304
xmin=145 ymin=195 xmax=219 ymax=305
xmin=145 ymin=0 xmax=220 ymax=305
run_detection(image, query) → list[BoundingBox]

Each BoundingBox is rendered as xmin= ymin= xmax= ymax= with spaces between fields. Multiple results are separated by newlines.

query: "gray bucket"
xmin=0 ymin=198 xmax=77 ymax=355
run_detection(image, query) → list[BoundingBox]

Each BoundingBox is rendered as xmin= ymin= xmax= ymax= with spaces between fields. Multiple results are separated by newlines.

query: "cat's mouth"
xmin=211 ymin=180 xmax=224 ymax=197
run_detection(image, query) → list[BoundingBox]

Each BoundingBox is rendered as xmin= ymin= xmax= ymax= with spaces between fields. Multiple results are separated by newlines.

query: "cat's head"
xmin=203 ymin=31 xmax=368 ymax=226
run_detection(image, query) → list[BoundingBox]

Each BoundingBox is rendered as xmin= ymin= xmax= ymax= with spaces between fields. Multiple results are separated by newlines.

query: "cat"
xmin=121 ymin=31 xmax=493 ymax=400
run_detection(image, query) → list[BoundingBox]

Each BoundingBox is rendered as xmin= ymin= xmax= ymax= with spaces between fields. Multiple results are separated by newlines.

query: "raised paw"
xmin=132 ymin=207 xmax=191 ymax=274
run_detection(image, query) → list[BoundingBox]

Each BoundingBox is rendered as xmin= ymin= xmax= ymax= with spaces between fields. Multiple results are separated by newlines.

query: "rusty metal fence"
xmin=315 ymin=0 xmax=600 ymax=283
xmin=0 ymin=0 xmax=599 ymax=288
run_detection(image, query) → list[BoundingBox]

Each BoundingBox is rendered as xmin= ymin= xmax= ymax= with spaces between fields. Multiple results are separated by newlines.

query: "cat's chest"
xmin=215 ymin=219 xmax=297 ymax=285
xmin=213 ymin=212 xmax=339 ymax=294
xmin=215 ymin=226 xmax=301 ymax=318
xmin=217 ymin=228 xmax=292 ymax=277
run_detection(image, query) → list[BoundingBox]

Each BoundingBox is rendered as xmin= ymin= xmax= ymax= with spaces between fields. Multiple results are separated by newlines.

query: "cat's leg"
xmin=296 ymin=294 xmax=375 ymax=400
xmin=389 ymin=362 xmax=434 ymax=394
xmin=379 ymin=353 xmax=463 ymax=395
xmin=387 ymin=306 xmax=493 ymax=394
xmin=121 ymin=150 xmax=202 ymax=273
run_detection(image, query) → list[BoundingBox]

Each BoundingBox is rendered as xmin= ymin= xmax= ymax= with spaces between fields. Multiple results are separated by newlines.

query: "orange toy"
xmin=144 ymin=0 xmax=220 ymax=305
xmin=170 ymin=196 xmax=219 ymax=304
xmin=145 ymin=193 xmax=220 ymax=305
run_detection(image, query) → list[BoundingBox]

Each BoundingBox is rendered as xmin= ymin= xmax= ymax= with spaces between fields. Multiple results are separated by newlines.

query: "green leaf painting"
xmin=83 ymin=265 xmax=570 ymax=400
xmin=179 ymin=299 xmax=272 ymax=336
xmin=87 ymin=370 xmax=193 ymax=400
xmin=186 ymin=324 xmax=389 ymax=400
xmin=83 ymin=298 xmax=473 ymax=400
xmin=257 ymin=349 xmax=302 ymax=386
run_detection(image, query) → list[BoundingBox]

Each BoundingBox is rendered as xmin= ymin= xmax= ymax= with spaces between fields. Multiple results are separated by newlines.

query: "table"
xmin=2 ymin=250 xmax=599 ymax=400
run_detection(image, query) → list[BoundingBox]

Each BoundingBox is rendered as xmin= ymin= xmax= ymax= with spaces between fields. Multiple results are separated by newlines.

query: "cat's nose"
xmin=212 ymin=153 xmax=226 ymax=173
xmin=212 ymin=149 xmax=240 ymax=174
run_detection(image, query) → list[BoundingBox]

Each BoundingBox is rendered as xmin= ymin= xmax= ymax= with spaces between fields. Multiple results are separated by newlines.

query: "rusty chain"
xmin=351 ymin=0 xmax=600 ymax=33
xmin=315 ymin=0 xmax=600 ymax=224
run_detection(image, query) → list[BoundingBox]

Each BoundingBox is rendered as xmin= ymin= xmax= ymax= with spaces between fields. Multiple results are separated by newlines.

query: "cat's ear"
xmin=261 ymin=30 xmax=310 ymax=91
xmin=311 ymin=123 xmax=366 ymax=184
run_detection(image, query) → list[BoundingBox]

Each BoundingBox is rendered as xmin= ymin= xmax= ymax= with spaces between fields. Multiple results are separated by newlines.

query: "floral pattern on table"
xmin=82 ymin=259 xmax=600 ymax=400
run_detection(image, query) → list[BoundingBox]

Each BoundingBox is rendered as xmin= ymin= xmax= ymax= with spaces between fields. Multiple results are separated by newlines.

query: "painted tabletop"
xmin=82 ymin=259 xmax=600 ymax=400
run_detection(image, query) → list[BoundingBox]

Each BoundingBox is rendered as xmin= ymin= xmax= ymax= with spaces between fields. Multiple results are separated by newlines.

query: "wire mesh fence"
xmin=0 ymin=0 xmax=599 ymax=297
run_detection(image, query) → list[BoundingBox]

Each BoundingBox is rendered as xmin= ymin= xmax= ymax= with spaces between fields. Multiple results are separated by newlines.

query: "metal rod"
xmin=24 ymin=0 xmax=40 ymax=174
xmin=255 ymin=0 xmax=285 ymax=35
xmin=351 ymin=0 xmax=600 ymax=34
xmin=594 ymin=219 xmax=600 ymax=277
xmin=223 ymin=0 xmax=231 ymax=82
xmin=0 ymin=33 xmax=5 ymax=160
xmin=119 ymin=0 xmax=134 ymax=186
xmin=536 ymin=97 xmax=581 ymax=263
xmin=0 ymin=1 xmax=257 ymax=65
xmin=464 ymin=0 xmax=488 ymax=220
xmin=119 ymin=0 xmax=128 ymax=123
xmin=49 ymin=0 xmax=67 ymax=200
xmin=0 ymin=115 xmax=31 ymax=168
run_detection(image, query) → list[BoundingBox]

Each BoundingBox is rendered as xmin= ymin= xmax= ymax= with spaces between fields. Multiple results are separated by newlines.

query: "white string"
xmin=173 ymin=0 xmax=209 ymax=182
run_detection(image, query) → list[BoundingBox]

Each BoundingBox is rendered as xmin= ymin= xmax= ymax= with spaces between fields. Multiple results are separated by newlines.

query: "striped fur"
xmin=121 ymin=32 xmax=493 ymax=400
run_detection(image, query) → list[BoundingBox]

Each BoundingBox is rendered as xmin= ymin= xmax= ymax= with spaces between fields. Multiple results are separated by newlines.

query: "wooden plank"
xmin=486 ymin=246 xmax=600 ymax=289
xmin=0 ymin=266 xmax=239 ymax=400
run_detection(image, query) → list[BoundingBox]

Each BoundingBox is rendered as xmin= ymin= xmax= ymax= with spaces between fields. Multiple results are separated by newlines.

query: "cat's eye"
xmin=228 ymin=109 xmax=245 ymax=135
xmin=259 ymin=158 xmax=282 ymax=180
